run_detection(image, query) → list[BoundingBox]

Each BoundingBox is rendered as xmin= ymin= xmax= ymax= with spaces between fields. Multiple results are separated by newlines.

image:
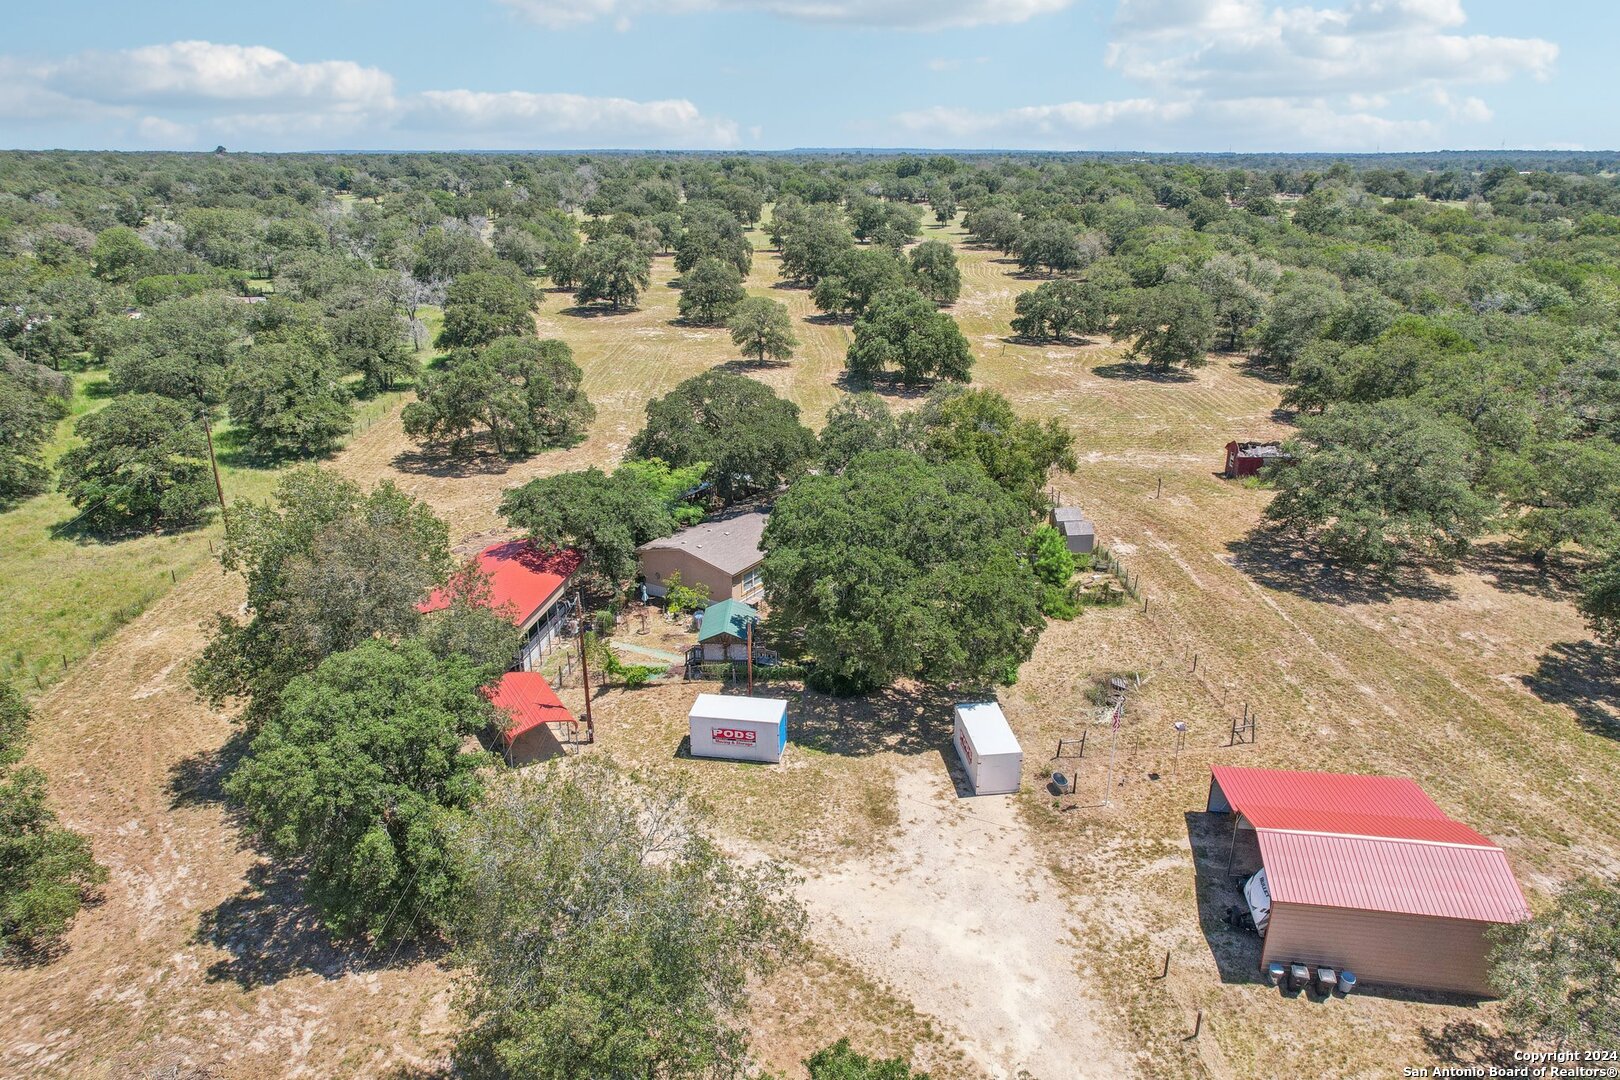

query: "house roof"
xmin=1210 ymin=765 xmax=1528 ymax=924
xmin=1060 ymin=518 xmax=1095 ymax=538
xmin=482 ymin=671 xmax=572 ymax=743
xmin=1052 ymin=506 xmax=1087 ymax=523
xmin=698 ymin=598 xmax=757 ymax=643
xmin=419 ymin=540 xmax=582 ymax=627
xmin=638 ymin=511 xmax=767 ymax=576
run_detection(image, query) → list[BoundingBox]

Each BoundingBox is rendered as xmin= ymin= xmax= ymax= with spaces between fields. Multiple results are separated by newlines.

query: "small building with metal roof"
xmin=483 ymin=670 xmax=577 ymax=765
xmin=1207 ymin=764 xmax=1529 ymax=995
xmin=696 ymin=598 xmax=758 ymax=662
xmin=1050 ymin=506 xmax=1096 ymax=555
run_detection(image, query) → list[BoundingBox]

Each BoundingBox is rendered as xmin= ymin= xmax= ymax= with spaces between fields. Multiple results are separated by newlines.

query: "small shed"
xmin=483 ymin=671 xmax=576 ymax=765
xmin=1223 ymin=441 xmax=1292 ymax=478
xmin=697 ymin=598 xmax=758 ymax=662
xmin=1050 ymin=506 xmax=1096 ymax=555
xmin=687 ymin=693 xmax=787 ymax=763
xmin=952 ymin=702 xmax=1023 ymax=795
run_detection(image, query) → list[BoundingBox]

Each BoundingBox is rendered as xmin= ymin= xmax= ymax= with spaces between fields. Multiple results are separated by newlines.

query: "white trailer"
xmin=687 ymin=693 xmax=787 ymax=764
xmin=952 ymin=702 xmax=1023 ymax=795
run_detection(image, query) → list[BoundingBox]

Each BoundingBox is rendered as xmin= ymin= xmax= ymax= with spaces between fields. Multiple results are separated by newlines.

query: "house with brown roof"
xmin=638 ymin=511 xmax=767 ymax=604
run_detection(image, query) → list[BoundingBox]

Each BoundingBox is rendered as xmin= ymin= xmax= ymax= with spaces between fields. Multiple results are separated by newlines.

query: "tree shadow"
xmin=803 ymin=312 xmax=853 ymax=326
xmin=1226 ymin=529 xmax=1459 ymax=605
xmin=712 ymin=357 xmax=791 ymax=374
xmin=770 ymin=280 xmax=811 ymax=292
xmin=84 ymin=379 xmax=120 ymax=400
xmin=832 ymin=372 xmax=938 ymax=399
xmin=1465 ymin=541 xmax=1584 ymax=599
xmin=1002 ymin=333 xmax=1100 ymax=348
xmin=1234 ymin=355 xmax=1290 ymax=385
xmin=389 ymin=447 xmax=516 ymax=478
xmin=195 ymin=860 xmax=444 ymax=990
xmin=558 ymin=305 xmax=638 ymax=318
xmin=1522 ymin=640 xmax=1620 ymax=739
xmin=47 ymin=513 xmax=209 ymax=545
xmin=1091 ymin=361 xmax=1197 ymax=383
xmin=667 ymin=317 xmax=726 ymax=330
xmin=789 ymin=683 xmax=961 ymax=758
xmin=1419 ymin=1020 xmax=1519 ymax=1070
xmin=1184 ymin=811 xmax=1268 ymax=986
xmin=167 ymin=728 xmax=253 ymax=810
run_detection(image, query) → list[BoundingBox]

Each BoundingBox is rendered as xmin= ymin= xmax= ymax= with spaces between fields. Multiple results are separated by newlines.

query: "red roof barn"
xmin=1208 ymin=765 xmax=1528 ymax=995
xmin=420 ymin=539 xmax=582 ymax=671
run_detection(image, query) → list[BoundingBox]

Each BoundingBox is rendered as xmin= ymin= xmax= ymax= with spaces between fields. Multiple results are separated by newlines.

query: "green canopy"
xmin=697 ymin=598 xmax=757 ymax=644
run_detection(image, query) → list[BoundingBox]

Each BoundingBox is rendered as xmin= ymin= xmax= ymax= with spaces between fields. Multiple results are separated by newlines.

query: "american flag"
xmin=1111 ymin=698 xmax=1124 ymax=732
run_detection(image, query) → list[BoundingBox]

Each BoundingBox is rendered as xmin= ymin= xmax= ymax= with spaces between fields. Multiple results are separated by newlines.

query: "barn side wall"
xmin=1260 ymin=902 xmax=1497 ymax=995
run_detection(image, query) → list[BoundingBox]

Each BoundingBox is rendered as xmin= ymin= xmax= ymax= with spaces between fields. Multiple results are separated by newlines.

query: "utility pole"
xmin=575 ymin=592 xmax=594 ymax=743
xmin=201 ymin=411 xmax=227 ymax=527
xmin=745 ymin=617 xmax=754 ymax=697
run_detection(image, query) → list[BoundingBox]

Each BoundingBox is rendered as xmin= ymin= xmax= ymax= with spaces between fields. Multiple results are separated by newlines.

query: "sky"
xmin=0 ymin=0 xmax=1612 ymax=153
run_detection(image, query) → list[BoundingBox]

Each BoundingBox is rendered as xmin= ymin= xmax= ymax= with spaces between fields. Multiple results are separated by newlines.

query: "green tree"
xmin=846 ymin=288 xmax=973 ymax=385
xmin=1194 ymin=253 xmax=1279 ymax=352
xmin=674 ymin=203 xmax=752 ymax=277
xmin=1264 ymin=401 xmax=1494 ymax=569
xmin=403 ymin=337 xmax=594 ymax=458
xmin=909 ymin=240 xmax=961 ymax=306
xmin=1495 ymin=439 xmax=1620 ymax=559
xmin=192 ymin=468 xmax=452 ymax=721
xmin=1488 ymin=877 xmax=1620 ymax=1054
xmin=929 ymin=189 xmax=958 ymax=227
xmin=1251 ymin=275 xmax=1340 ymax=372
xmin=806 ymin=1039 xmax=930 ymax=1080
xmin=418 ymin=563 xmax=524 ymax=676
xmin=727 ymin=297 xmax=798 ymax=365
xmin=1111 ymin=284 xmax=1217 ymax=371
xmin=328 ymin=292 xmax=415 ymax=393
xmin=677 ymin=258 xmax=746 ymax=326
xmin=1010 ymin=279 xmax=1111 ymax=342
xmin=454 ymin=758 xmax=804 ymax=1079
xmin=573 ymin=235 xmax=653 ymax=311
xmin=500 ymin=466 xmax=680 ymax=588
xmin=0 ymin=370 xmax=68 ymax=507
xmin=226 ymin=341 xmax=354 ymax=458
xmin=812 ymin=248 xmax=909 ymax=320
xmin=1015 ymin=219 xmax=1093 ymax=275
xmin=0 ymin=684 xmax=107 ymax=959
xmin=763 ymin=451 xmax=1045 ymax=693
xmin=90 ymin=225 xmax=151 ymax=284
xmin=57 ymin=394 xmax=217 ymax=533
xmin=437 ymin=271 xmax=537 ymax=349
xmin=818 ymin=391 xmax=900 ymax=474
xmin=628 ymin=371 xmax=816 ymax=504
xmin=225 ymin=639 xmax=494 ymax=941
xmin=1578 ymin=549 xmax=1620 ymax=647
xmin=778 ymin=205 xmax=855 ymax=285
xmin=910 ymin=386 xmax=1076 ymax=507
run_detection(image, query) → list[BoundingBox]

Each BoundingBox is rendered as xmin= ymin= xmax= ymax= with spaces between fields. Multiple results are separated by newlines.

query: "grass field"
xmin=1 ymin=222 xmax=1616 ymax=1078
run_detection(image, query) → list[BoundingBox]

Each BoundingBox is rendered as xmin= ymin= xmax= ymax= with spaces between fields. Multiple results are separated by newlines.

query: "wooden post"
xmin=1156 ymin=476 xmax=1162 ymax=499
xmin=1157 ymin=948 xmax=1171 ymax=979
xmin=1192 ymin=653 xmax=1198 ymax=673
xmin=576 ymin=593 xmax=594 ymax=743
xmin=202 ymin=412 xmax=227 ymax=527
xmin=1187 ymin=1010 xmax=1203 ymax=1040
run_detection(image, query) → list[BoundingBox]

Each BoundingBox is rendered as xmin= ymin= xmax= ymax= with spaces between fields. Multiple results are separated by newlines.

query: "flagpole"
xmin=1104 ymin=696 xmax=1122 ymax=807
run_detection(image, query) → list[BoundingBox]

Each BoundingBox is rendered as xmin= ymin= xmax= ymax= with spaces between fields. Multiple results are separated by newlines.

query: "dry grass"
xmin=3 ymin=217 xmax=1617 ymax=1078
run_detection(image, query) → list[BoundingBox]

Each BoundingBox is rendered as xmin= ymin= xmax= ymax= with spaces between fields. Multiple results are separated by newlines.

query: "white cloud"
xmin=893 ymin=95 xmax=1439 ymax=150
xmin=0 ymin=41 xmax=740 ymax=150
xmin=499 ymin=0 xmax=1069 ymax=30
xmin=1107 ymin=0 xmax=1555 ymax=98
xmin=895 ymin=0 xmax=1555 ymax=149
xmin=407 ymin=90 xmax=740 ymax=147
xmin=926 ymin=56 xmax=991 ymax=72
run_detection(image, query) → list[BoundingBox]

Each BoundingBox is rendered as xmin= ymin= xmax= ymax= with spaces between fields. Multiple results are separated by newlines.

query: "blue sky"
xmin=0 ymin=0 xmax=1611 ymax=152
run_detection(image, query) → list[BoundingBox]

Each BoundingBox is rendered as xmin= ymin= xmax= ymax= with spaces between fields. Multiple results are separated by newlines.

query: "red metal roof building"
xmin=483 ymin=671 xmax=577 ymax=764
xmin=420 ymin=540 xmax=583 ymax=671
xmin=1208 ymin=765 xmax=1528 ymax=995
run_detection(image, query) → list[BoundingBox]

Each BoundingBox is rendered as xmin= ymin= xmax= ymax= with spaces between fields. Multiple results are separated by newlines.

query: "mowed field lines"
xmin=2 ymin=216 xmax=1616 ymax=1079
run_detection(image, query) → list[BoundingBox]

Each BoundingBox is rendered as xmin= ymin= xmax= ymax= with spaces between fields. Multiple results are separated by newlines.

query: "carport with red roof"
xmin=1208 ymin=765 xmax=1529 ymax=995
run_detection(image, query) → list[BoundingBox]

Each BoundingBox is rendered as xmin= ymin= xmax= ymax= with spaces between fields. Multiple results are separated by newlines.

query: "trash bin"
xmin=1288 ymin=963 xmax=1310 ymax=992
xmin=1313 ymin=967 xmax=1338 ymax=996
xmin=1337 ymin=970 xmax=1356 ymax=996
xmin=1266 ymin=962 xmax=1286 ymax=986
